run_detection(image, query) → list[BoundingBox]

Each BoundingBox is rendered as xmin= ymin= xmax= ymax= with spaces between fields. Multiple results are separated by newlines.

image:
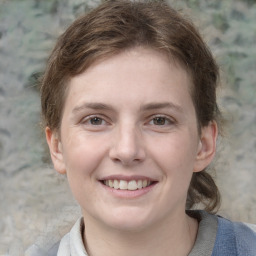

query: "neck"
xmin=82 ymin=211 xmax=198 ymax=256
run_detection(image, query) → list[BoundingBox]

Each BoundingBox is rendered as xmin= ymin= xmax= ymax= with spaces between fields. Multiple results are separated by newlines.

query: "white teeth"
xmin=113 ymin=180 xmax=119 ymax=189
xmin=103 ymin=179 xmax=153 ymax=190
xmin=128 ymin=180 xmax=137 ymax=190
xmin=109 ymin=180 xmax=114 ymax=188
xmin=137 ymin=180 xmax=142 ymax=189
xmin=119 ymin=180 xmax=128 ymax=190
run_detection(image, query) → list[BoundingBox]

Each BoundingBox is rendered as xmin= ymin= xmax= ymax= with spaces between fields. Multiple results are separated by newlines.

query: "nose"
xmin=109 ymin=124 xmax=146 ymax=166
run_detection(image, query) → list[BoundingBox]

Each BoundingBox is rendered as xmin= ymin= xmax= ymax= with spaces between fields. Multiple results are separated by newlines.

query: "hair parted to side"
xmin=41 ymin=0 xmax=222 ymax=212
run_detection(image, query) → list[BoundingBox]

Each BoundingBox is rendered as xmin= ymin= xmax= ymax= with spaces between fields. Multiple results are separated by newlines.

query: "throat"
xmin=82 ymin=214 xmax=198 ymax=256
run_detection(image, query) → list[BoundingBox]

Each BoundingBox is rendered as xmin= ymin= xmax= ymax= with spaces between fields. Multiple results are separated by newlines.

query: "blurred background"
xmin=0 ymin=0 xmax=255 ymax=254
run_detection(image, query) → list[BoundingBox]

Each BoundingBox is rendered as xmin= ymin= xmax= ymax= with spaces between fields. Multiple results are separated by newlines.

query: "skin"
xmin=46 ymin=47 xmax=217 ymax=256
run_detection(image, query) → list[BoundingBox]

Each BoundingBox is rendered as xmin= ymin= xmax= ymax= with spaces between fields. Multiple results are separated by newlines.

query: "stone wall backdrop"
xmin=0 ymin=0 xmax=255 ymax=255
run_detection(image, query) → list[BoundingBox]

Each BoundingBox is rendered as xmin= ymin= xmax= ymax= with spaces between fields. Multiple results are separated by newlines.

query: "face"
xmin=47 ymin=47 xmax=217 ymax=232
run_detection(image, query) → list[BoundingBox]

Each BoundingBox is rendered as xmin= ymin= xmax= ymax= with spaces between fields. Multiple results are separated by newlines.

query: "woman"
xmin=38 ymin=0 xmax=256 ymax=255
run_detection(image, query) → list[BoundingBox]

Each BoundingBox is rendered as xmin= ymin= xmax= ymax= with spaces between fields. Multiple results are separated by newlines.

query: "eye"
xmin=81 ymin=115 xmax=108 ymax=126
xmin=152 ymin=117 xmax=167 ymax=125
xmin=89 ymin=117 xmax=104 ymax=125
xmin=149 ymin=116 xmax=174 ymax=126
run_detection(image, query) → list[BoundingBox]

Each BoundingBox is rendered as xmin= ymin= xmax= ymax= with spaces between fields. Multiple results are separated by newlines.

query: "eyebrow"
xmin=141 ymin=102 xmax=183 ymax=113
xmin=72 ymin=102 xmax=183 ymax=114
xmin=72 ymin=103 xmax=115 ymax=114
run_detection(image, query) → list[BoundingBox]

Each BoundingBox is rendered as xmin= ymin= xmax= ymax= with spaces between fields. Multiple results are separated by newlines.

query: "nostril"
xmin=109 ymin=146 xmax=146 ymax=165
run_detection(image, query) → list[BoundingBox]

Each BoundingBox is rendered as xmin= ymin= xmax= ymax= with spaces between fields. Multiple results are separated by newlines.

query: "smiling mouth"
xmin=101 ymin=179 xmax=156 ymax=191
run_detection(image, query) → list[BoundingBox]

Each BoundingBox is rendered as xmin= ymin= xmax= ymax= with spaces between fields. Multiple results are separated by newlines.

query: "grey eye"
xmin=152 ymin=117 xmax=167 ymax=125
xmin=90 ymin=117 xmax=103 ymax=125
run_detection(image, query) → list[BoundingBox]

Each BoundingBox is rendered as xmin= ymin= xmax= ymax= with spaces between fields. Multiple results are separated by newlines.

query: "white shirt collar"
xmin=58 ymin=217 xmax=88 ymax=256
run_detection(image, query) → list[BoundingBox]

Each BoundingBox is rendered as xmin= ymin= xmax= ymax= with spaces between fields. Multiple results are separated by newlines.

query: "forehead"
xmin=62 ymin=47 xmax=195 ymax=115
xmin=61 ymin=46 xmax=195 ymax=106
xmin=69 ymin=47 xmax=192 ymax=93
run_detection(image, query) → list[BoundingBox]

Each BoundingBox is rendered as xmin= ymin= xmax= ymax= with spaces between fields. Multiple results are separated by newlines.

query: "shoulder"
xmin=25 ymin=217 xmax=83 ymax=256
xmin=213 ymin=215 xmax=256 ymax=256
xmin=25 ymin=240 xmax=61 ymax=256
xmin=188 ymin=210 xmax=256 ymax=256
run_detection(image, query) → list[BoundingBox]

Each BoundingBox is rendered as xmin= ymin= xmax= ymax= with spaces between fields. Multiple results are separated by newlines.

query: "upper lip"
xmin=99 ymin=175 xmax=157 ymax=182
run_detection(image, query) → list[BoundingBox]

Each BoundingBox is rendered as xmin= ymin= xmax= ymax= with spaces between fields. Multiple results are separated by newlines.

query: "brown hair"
xmin=41 ymin=0 xmax=221 ymax=212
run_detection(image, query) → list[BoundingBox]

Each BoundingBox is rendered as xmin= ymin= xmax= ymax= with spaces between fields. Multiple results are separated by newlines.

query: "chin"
xmin=100 ymin=207 xmax=154 ymax=232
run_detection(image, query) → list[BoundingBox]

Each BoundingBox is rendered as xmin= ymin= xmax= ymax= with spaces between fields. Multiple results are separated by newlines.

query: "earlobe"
xmin=45 ymin=127 xmax=66 ymax=174
xmin=194 ymin=121 xmax=218 ymax=173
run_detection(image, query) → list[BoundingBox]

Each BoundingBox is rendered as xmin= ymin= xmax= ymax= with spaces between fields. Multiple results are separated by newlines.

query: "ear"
xmin=45 ymin=127 xmax=66 ymax=174
xmin=193 ymin=121 xmax=218 ymax=173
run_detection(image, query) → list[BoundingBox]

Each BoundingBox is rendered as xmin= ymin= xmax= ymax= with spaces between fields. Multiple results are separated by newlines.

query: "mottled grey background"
xmin=0 ymin=0 xmax=255 ymax=254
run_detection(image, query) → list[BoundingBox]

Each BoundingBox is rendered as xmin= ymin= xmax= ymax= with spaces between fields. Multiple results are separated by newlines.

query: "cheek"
xmin=61 ymin=132 xmax=108 ymax=177
xmin=147 ymin=131 xmax=199 ymax=185
xmin=61 ymin=134 xmax=109 ymax=207
xmin=149 ymin=132 xmax=198 ymax=164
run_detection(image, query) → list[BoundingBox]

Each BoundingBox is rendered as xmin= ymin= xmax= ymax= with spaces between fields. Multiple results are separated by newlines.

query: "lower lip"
xmin=100 ymin=182 xmax=157 ymax=199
